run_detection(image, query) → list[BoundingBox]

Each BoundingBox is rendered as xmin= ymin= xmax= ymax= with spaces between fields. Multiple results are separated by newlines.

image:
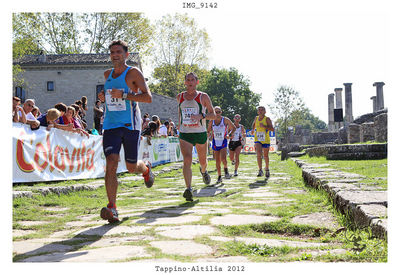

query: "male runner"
xmin=98 ymin=40 xmax=154 ymax=223
xmin=208 ymin=106 xmax=236 ymax=183
xmin=177 ymin=72 xmax=216 ymax=201
xmin=228 ymin=114 xmax=246 ymax=176
xmin=251 ymin=106 xmax=274 ymax=179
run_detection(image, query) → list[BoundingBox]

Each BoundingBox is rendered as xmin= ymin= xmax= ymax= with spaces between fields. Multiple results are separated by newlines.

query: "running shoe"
xmin=143 ymin=161 xmax=154 ymax=188
xmin=200 ymin=168 xmax=211 ymax=185
xmin=231 ymin=160 xmax=235 ymax=165
xmin=265 ymin=169 xmax=270 ymax=179
xmin=257 ymin=169 xmax=264 ymax=177
xmin=216 ymin=175 xmax=223 ymax=184
xmin=234 ymin=170 xmax=238 ymax=177
xmin=183 ymin=188 xmax=193 ymax=201
xmin=224 ymin=168 xmax=230 ymax=179
xmin=100 ymin=207 xmax=119 ymax=223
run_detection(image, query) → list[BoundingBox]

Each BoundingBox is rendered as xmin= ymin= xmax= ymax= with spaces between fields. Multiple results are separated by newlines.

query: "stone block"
xmin=353 ymin=204 xmax=387 ymax=227
xmin=360 ymin=122 xmax=375 ymax=142
xmin=374 ymin=113 xmax=387 ymax=142
xmin=347 ymin=123 xmax=361 ymax=143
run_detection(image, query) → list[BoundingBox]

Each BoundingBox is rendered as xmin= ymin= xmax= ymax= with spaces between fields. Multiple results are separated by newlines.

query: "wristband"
xmin=122 ymin=93 xmax=128 ymax=99
xmin=202 ymin=113 xmax=206 ymax=119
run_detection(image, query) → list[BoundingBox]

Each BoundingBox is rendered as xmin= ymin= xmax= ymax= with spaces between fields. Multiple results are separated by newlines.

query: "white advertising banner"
xmin=12 ymin=123 xmax=188 ymax=183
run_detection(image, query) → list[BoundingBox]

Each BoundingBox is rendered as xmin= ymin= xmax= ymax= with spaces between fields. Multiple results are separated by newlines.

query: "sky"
xmin=142 ymin=2 xmax=391 ymax=123
xmin=3 ymin=0 xmax=400 ymax=274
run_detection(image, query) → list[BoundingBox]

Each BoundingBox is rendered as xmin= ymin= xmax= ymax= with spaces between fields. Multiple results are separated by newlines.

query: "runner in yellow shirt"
xmin=251 ymin=106 xmax=274 ymax=179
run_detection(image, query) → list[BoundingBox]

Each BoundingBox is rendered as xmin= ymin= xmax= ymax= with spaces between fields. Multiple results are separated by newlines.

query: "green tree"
xmin=268 ymin=85 xmax=306 ymax=142
xmin=198 ymin=67 xmax=261 ymax=129
xmin=275 ymin=108 xmax=327 ymax=134
xmin=81 ymin=13 xmax=153 ymax=56
xmin=149 ymin=64 xmax=209 ymax=97
xmin=149 ymin=13 xmax=210 ymax=97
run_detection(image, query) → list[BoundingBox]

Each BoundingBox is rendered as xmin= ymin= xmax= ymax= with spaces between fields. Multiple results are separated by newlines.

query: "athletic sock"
xmin=142 ymin=166 xmax=149 ymax=176
xmin=107 ymin=202 xmax=116 ymax=209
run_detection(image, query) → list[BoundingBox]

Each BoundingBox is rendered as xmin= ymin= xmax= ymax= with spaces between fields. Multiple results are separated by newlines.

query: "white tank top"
xmin=178 ymin=92 xmax=206 ymax=133
xmin=232 ymin=124 xmax=243 ymax=141
xmin=212 ymin=117 xmax=227 ymax=147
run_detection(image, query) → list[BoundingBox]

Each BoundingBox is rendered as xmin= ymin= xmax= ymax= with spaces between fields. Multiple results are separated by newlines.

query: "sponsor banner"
xmin=242 ymin=130 xmax=276 ymax=153
xmin=13 ymin=123 xmax=189 ymax=183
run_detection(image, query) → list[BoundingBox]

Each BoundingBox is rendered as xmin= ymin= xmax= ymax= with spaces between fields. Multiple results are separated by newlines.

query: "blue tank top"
xmin=103 ymin=66 xmax=141 ymax=131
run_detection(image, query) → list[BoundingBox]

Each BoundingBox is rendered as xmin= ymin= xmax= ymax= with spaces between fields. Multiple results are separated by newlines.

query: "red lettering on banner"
xmin=34 ymin=142 xmax=48 ymax=172
xmin=64 ymin=148 xmax=75 ymax=173
xmin=46 ymin=134 xmax=55 ymax=172
xmin=54 ymin=146 xmax=66 ymax=171
xmin=86 ymin=149 xmax=95 ymax=171
xmin=16 ymin=137 xmax=35 ymax=173
xmin=15 ymin=129 xmax=97 ymax=175
xmin=76 ymin=148 xmax=82 ymax=172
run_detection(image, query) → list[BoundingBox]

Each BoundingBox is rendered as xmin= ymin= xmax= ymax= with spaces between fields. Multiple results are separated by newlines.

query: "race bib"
xmin=106 ymin=89 xmax=126 ymax=111
xmin=182 ymin=107 xmax=197 ymax=126
xmin=214 ymin=131 xmax=224 ymax=141
xmin=256 ymin=131 xmax=266 ymax=141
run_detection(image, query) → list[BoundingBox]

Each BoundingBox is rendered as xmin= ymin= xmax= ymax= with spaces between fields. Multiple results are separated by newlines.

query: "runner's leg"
xmin=179 ymin=138 xmax=194 ymax=189
xmin=234 ymin=145 xmax=241 ymax=171
xmin=105 ymin=154 xmax=119 ymax=207
xmin=215 ymin=149 xmax=222 ymax=176
xmin=195 ymin=142 xmax=208 ymax=173
xmin=255 ymin=143 xmax=263 ymax=170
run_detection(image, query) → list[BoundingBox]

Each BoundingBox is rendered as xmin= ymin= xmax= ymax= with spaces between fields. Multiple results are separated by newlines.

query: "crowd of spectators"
xmin=12 ymin=96 xmax=178 ymax=142
xmin=12 ymin=96 xmax=90 ymax=138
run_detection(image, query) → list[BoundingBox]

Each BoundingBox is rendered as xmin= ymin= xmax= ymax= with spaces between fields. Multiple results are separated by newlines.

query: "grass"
xmin=297 ymin=155 xmax=387 ymax=188
xmin=12 ymin=153 xmax=387 ymax=262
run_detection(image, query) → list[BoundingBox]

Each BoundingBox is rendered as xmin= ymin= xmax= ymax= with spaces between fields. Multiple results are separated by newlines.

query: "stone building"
xmin=13 ymin=53 xmax=179 ymax=129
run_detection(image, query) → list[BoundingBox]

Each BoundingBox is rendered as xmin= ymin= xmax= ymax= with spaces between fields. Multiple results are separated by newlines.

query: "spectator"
xmin=71 ymin=104 xmax=85 ymax=129
xmin=54 ymin=102 xmax=67 ymax=125
xmin=36 ymin=102 xmax=73 ymax=131
xmin=93 ymin=100 xmax=104 ymax=134
xmin=20 ymin=99 xmax=40 ymax=128
xmin=74 ymin=100 xmax=87 ymax=129
xmin=62 ymin=106 xmax=89 ymax=137
xmin=151 ymin=115 xmax=161 ymax=136
xmin=31 ymin=106 xmax=41 ymax=118
xmin=169 ymin=121 xmax=178 ymax=136
xmin=12 ymin=96 xmax=24 ymax=123
xmin=37 ymin=108 xmax=61 ymax=131
xmin=142 ymin=113 xmax=149 ymax=130
xmin=141 ymin=121 xmax=158 ymax=145
xmin=159 ymin=121 xmax=169 ymax=138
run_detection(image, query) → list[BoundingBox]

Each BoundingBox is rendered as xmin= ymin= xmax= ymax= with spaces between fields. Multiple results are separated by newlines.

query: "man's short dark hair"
xmin=109 ymin=40 xmax=129 ymax=52
xmin=164 ymin=121 xmax=169 ymax=127
xmin=54 ymin=102 xmax=67 ymax=113
xmin=185 ymin=72 xmax=198 ymax=80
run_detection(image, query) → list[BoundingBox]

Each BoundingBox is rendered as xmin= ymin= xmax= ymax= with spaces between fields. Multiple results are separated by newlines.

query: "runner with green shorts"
xmin=177 ymin=72 xmax=216 ymax=201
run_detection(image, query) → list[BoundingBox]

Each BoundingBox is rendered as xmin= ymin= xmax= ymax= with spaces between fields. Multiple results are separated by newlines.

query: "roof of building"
xmin=14 ymin=53 xmax=141 ymax=68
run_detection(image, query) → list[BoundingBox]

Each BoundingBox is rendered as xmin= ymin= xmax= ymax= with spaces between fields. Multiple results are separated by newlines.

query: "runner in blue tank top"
xmin=97 ymin=40 xmax=155 ymax=223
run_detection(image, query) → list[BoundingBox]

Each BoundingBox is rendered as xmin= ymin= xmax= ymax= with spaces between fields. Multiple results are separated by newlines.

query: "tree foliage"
xmin=149 ymin=13 xmax=210 ymax=97
xmin=198 ymin=67 xmax=261 ymax=129
xmin=268 ymin=85 xmax=326 ymax=140
xmin=268 ymin=86 xmax=306 ymax=141
xmin=149 ymin=64 xmax=209 ymax=97
xmin=12 ymin=12 xmax=153 ymax=55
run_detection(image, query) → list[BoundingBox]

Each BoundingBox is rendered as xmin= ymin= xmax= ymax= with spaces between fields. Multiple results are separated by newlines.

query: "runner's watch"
xmin=202 ymin=113 xmax=206 ymax=119
xmin=122 ymin=92 xmax=128 ymax=99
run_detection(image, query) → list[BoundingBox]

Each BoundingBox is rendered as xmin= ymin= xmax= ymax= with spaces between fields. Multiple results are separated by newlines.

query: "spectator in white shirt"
xmin=159 ymin=121 xmax=169 ymax=138
xmin=20 ymin=99 xmax=40 ymax=129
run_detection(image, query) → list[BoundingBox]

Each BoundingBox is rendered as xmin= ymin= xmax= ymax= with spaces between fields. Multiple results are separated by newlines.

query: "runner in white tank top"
xmin=177 ymin=72 xmax=216 ymax=201
xmin=208 ymin=106 xmax=236 ymax=184
xmin=229 ymin=114 xmax=246 ymax=176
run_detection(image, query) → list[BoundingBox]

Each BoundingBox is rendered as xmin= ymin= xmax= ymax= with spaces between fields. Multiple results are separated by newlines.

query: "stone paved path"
xmin=13 ymin=154 xmax=384 ymax=263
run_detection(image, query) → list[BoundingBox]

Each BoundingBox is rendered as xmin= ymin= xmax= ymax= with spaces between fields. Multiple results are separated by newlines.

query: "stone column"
xmin=334 ymin=88 xmax=343 ymax=109
xmin=373 ymin=82 xmax=385 ymax=110
xmin=343 ymin=83 xmax=353 ymax=124
xmin=370 ymin=96 xmax=377 ymax=113
xmin=328 ymin=93 xmax=335 ymax=132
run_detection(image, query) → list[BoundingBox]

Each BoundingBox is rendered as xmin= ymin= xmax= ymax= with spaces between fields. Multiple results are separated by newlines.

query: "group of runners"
xmin=98 ymin=40 xmax=274 ymax=223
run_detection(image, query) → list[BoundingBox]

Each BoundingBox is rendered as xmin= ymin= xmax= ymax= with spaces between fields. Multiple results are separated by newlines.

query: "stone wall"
xmin=360 ymin=122 xmax=375 ymax=142
xmin=305 ymin=143 xmax=387 ymax=160
xmin=18 ymin=67 xmax=178 ymax=128
xmin=374 ymin=113 xmax=387 ymax=142
xmin=311 ymin=132 xmax=338 ymax=144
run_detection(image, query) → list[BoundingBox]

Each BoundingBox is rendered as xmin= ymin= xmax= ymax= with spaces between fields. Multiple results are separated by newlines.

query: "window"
xmin=15 ymin=87 xmax=26 ymax=102
xmin=47 ymin=81 xmax=54 ymax=91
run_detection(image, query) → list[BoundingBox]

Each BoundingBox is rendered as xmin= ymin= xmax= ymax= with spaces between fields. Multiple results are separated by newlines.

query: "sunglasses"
xmin=215 ymin=111 xmax=222 ymax=114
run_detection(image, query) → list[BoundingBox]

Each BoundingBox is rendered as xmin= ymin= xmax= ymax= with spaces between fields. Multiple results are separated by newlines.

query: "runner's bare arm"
xmin=108 ymin=68 xmax=152 ymax=103
xmin=201 ymin=93 xmax=216 ymax=120
xmin=266 ymin=118 xmax=274 ymax=132
xmin=226 ymin=117 xmax=236 ymax=137
xmin=176 ymin=93 xmax=181 ymax=130
xmin=207 ymin=120 xmax=213 ymax=139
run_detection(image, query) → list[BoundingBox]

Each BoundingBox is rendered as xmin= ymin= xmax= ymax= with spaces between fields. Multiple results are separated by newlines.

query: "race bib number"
xmin=256 ymin=131 xmax=266 ymax=141
xmin=106 ymin=89 xmax=126 ymax=111
xmin=214 ymin=131 xmax=224 ymax=141
xmin=182 ymin=107 xmax=197 ymax=126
